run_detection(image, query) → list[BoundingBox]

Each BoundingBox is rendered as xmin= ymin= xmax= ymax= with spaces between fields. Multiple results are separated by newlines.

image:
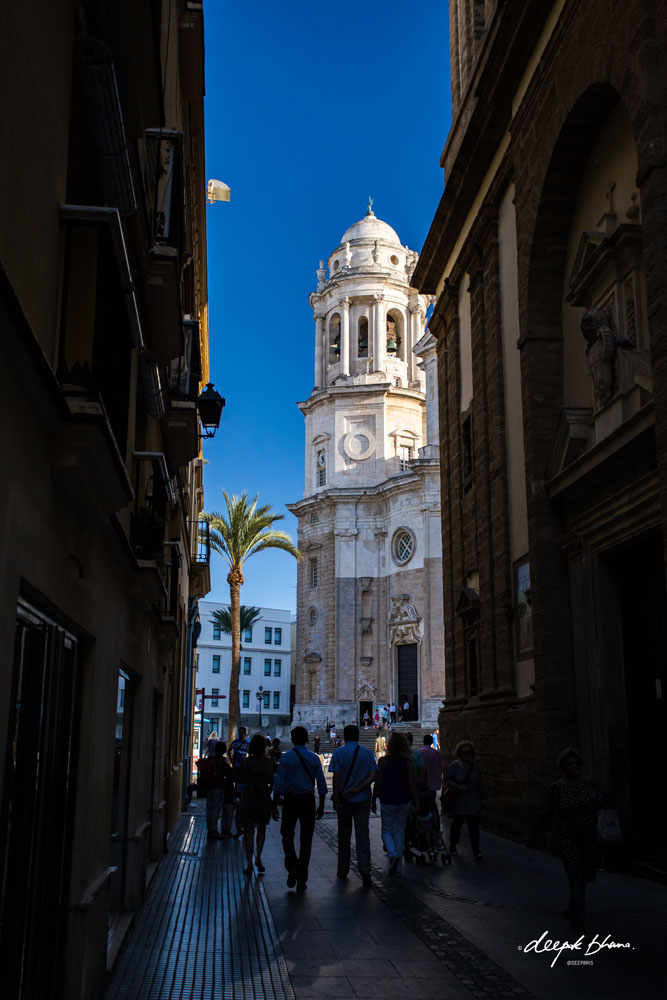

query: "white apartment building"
xmin=196 ymin=602 xmax=293 ymax=743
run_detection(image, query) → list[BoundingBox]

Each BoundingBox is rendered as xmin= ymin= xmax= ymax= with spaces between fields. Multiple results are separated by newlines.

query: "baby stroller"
xmin=404 ymin=797 xmax=452 ymax=866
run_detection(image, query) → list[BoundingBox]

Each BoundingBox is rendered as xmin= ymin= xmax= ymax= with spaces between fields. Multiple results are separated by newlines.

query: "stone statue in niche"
xmin=581 ymin=307 xmax=634 ymax=406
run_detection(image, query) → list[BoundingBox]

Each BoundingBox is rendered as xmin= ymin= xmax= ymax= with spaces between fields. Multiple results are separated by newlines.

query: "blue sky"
xmin=202 ymin=0 xmax=451 ymax=612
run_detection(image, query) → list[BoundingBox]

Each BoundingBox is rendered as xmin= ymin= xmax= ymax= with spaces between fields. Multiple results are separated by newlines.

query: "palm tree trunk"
xmin=227 ymin=567 xmax=244 ymax=741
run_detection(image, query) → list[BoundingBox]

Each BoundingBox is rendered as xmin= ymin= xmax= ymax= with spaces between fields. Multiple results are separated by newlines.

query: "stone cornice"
xmin=297 ymin=381 xmax=425 ymax=415
xmin=287 ymin=468 xmax=439 ymax=515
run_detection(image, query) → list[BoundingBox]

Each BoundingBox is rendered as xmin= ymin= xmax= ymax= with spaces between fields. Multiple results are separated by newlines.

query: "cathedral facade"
xmin=288 ymin=208 xmax=444 ymax=729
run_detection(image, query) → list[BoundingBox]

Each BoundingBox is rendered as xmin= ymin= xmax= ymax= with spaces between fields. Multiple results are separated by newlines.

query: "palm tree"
xmin=209 ymin=605 xmax=263 ymax=639
xmin=202 ymin=492 xmax=299 ymax=740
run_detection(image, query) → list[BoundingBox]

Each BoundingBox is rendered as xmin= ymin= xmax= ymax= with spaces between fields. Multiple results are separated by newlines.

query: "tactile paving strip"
xmin=106 ymin=810 xmax=294 ymax=1000
xmin=315 ymin=818 xmax=536 ymax=1000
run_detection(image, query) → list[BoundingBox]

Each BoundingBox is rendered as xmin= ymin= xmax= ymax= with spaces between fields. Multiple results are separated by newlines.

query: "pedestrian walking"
xmin=269 ymin=737 xmax=283 ymax=771
xmin=389 ymin=702 xmax=397 ymax=724
xmin=237 ymin=735 xmax=275 ymax=876
xmin=443 ymin=740 xmax=484 ymax=860
xmin=273 ymin=726 xmax=327 ymax=891
xmin=527 ymin=747 xmax=599 ymax=933
xmin=419 ymin=733 xmax=444 ymax=828
xmin=329 ymin=724 xmax=377 ymax=886
xmin=402 ymin=697 xmax=410 ymax=720
xmin=204 ymin=741 xmax=227 ymax=838
xmin=374 ymin=732 xmax=386 ymax=756
xmin=405 ymin=732 xmax=427 ymax=789
xmin=228 ymin=726 xmax=250 ymax=837
xmin=228 ymin=726 xmax=250 ymax=772
xmin=313 ymin=734 xmax=321 ymax=754
xmin=372 ymin=732 xmax=418 ymax=877
xmin=374 ymin=710 xmax=381 ymax=731
xmin=363 ymin=710 xmax=371 ymax=729
xmin=217 ymin=742 xmax=236 ymax=836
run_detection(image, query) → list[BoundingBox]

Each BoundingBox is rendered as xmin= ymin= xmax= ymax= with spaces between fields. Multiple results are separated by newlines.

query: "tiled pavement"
xmin=106 ymin=801 xmax=667 ymax=1000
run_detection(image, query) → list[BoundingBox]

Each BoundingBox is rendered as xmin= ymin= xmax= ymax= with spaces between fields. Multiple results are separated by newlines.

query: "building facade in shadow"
xmin=413 ymin=0 xmax=667 ymax=872
xmin=0 ymin=2 xmax=216 ymax=996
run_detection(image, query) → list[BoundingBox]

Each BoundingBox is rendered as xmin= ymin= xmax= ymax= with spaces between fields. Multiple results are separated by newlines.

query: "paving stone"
xmin=289 ymin=977 xmax=356 ymax=998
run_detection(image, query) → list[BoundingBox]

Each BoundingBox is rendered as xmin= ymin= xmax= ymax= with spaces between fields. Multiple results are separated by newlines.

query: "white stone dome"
xmin=339 ymin=212 xmax=401 ymax=246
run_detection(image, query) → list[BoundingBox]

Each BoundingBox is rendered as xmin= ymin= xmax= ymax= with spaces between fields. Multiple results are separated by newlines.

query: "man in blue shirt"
xmin=273 ymin=726 xmax=327 ymax=891
xmin=329 ymin=724 xmax=377 ymax=886
xmin=228 ymin=727 xmax=249 ymax=772
xmin=228 ymin=727 xmax=250 ymax=837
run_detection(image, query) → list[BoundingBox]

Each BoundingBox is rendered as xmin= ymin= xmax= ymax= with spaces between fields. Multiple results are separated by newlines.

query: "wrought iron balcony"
xmin=159 ymin=542 xmax=182 ymax=620
xmin=143 ymin=130 xmax=185 ymax=254
xmin=195 ymin=519 xmax=210 ymax=564
xmin=188 ymin=519 xmax=211 ymax=599
xmin=168 ymin=320 xmax=202 ymax=402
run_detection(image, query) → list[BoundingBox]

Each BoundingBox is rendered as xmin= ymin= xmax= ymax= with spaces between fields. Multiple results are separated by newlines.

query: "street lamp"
xmin=255 ymin=685 xmax=264 ymax=730
xmin=197 ymin=383 xmax=225 ymax=438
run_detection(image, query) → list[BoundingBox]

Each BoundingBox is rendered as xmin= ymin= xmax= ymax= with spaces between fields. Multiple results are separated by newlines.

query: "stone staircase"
xmin=310 ymin=722 xmax=430 ymax=755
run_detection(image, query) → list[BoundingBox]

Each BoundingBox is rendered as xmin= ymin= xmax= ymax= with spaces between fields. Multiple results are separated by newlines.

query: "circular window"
xmin=392 ymin=527 xmax=415 ymax=565
xmin=308 ymin=607 xmax=318 ymax=626
xmin=390 ymin=254 xmax=399 ymax=265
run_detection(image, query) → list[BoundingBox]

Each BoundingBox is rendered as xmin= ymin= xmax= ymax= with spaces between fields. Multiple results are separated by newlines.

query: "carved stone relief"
xmin=388 ymin=594 xmax=422 ymax=646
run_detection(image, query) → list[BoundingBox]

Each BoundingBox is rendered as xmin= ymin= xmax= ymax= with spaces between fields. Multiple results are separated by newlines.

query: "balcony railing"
xmin=193 ymin=519 xmax=210 ymax=564
xmin=143 ymin=129 xmax=185 ymax=254
xmin=168 ymin=319 xmax=202 ymax=402
xmin=160 ymin=542 xmax=182 ymax=619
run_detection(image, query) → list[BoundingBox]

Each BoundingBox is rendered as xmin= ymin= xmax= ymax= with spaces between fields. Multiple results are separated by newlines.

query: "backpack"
xmin=196 ymin=757 xmax=218 ymax=796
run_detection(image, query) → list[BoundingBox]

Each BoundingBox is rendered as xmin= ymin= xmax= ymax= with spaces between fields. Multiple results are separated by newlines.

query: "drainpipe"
xmin=182 ymin=597 xmax=201 ymax=809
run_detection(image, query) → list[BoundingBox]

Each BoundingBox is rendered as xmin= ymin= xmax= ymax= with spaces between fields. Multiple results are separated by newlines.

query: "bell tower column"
xmin=373 ymin=292 xmax=385 ymax=372
xmin=314 ymin=312 xmax=325 ymax=388
xmin=408 ymin=300 xmax=421 ymax=384
xmin=341 ymin=297 xmax=351 ymax=376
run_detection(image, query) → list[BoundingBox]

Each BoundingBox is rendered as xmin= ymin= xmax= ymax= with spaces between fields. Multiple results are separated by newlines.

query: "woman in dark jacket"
xmin=237 ymin=735 xmax=275 ymax=876
xmin=528 ymin=747 xmax=599 ymax=933
xmin=443 ymin=740 xmax=484 ymax=859
xmin=372 ymin=732 xmax=418 ymax=876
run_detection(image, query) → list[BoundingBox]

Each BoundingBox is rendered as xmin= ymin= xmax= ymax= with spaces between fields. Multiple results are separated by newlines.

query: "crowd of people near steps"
xmin=196 ymin=725 xmax=601 ymax=933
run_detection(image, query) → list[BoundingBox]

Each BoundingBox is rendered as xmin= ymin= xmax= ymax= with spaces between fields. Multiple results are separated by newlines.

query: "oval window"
xmin=392 ymin=528 xmax=415 ymax=565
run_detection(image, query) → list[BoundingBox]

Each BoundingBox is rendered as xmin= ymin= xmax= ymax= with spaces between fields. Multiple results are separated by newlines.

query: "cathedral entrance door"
xmin=396 ymin=643 xmax=418 ymax=721
xmin=602 ymin=531 xmax=667 ymax=862
xmin=359 ymin=700 xmax=373 ymax=726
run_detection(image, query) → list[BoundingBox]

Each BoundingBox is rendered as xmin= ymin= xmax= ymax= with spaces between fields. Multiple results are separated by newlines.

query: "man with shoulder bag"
xmin=273 ymin=727 xmax=327 ymax=891
xmin=329 ymin=724 xmax=378 ymax=886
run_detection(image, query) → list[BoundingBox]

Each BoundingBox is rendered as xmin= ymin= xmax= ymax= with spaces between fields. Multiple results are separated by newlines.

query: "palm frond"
xmin=210 ymin=605 xmax=262 ymax=634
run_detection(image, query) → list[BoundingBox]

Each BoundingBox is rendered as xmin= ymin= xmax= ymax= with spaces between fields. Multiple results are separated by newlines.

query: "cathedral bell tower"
xmin=288 ymin=204 xmax=444 ymax=730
